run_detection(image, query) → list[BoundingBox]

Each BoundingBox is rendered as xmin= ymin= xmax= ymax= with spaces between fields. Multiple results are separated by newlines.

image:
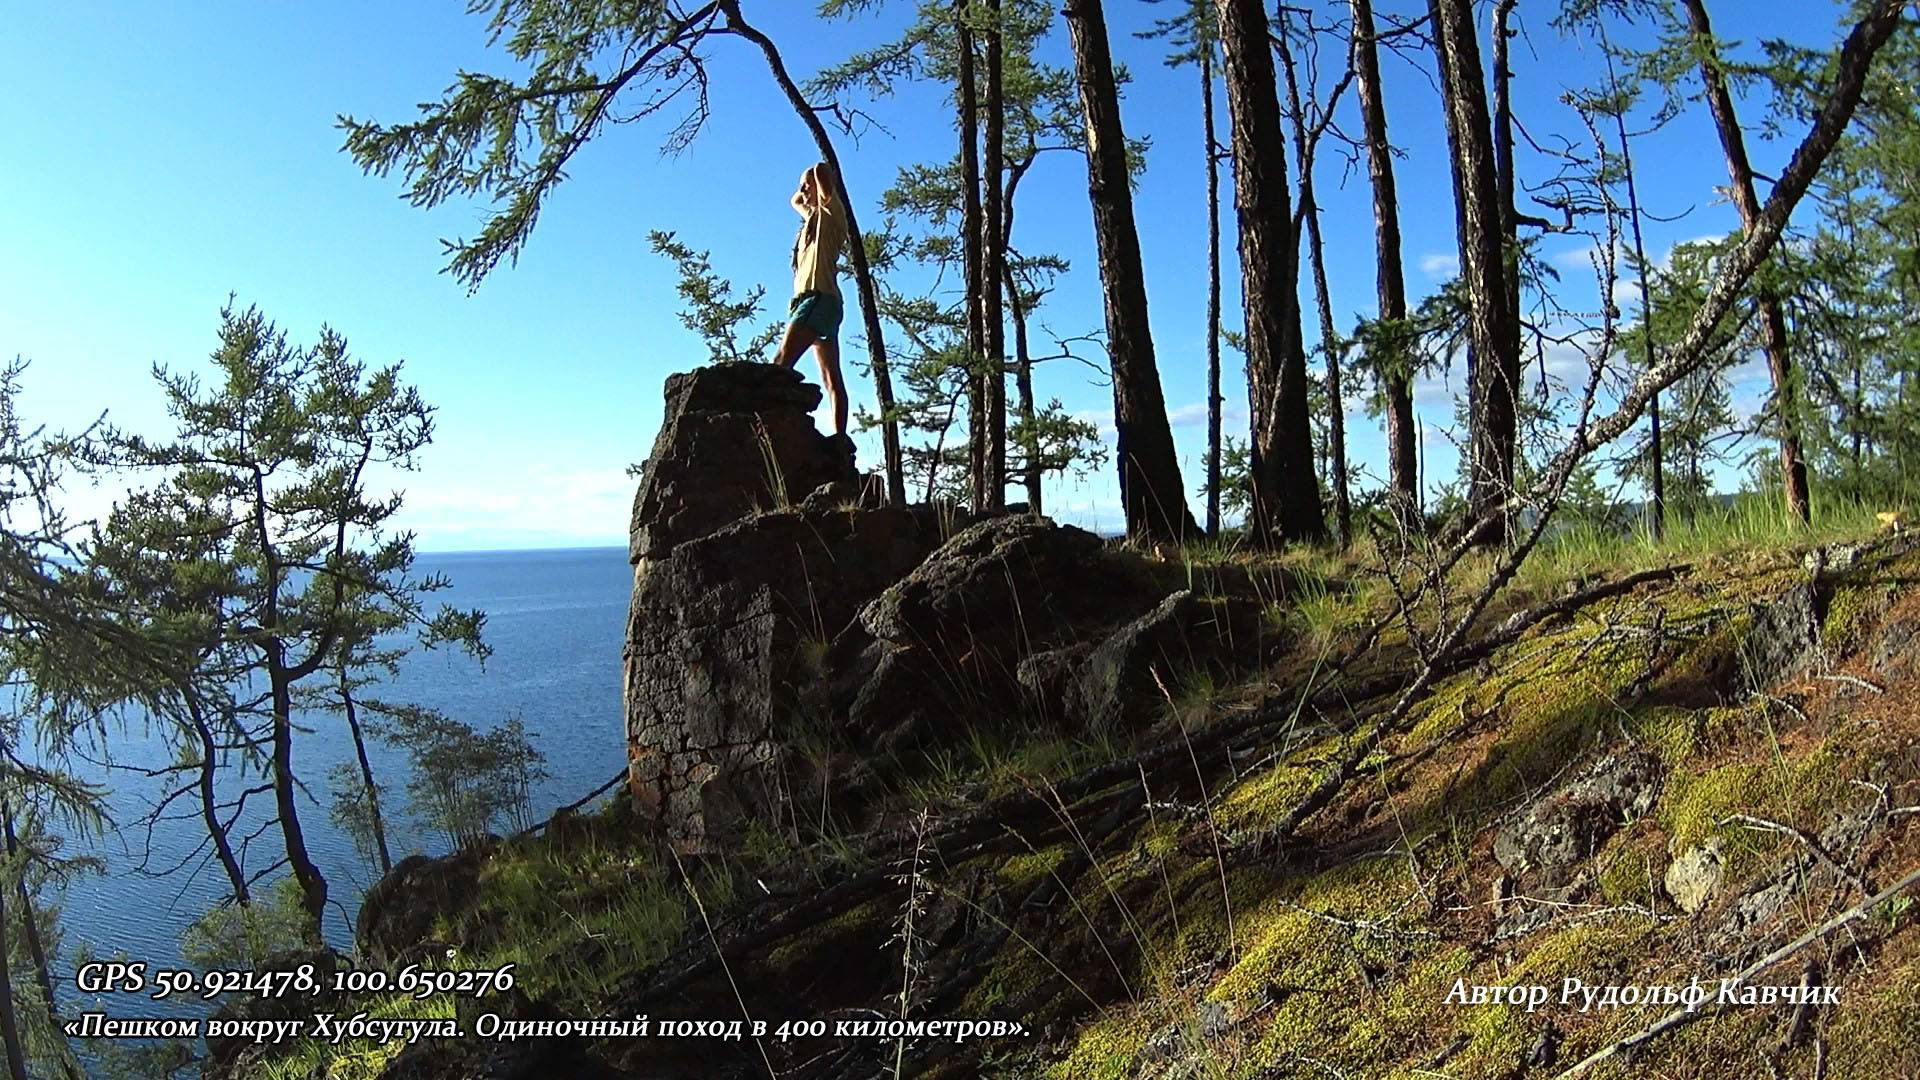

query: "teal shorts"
xmin=788 ymin=291 xmax=843 ymax=341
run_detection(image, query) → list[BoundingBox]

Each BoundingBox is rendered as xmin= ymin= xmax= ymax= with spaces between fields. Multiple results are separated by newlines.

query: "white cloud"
xmin=396 ymin=463 xmax=633 ymax=549
xmin=1165 ymin=398 xmax=1250 ymax=429
xmin=1419 ymin=253 xmax=1460 ymax=278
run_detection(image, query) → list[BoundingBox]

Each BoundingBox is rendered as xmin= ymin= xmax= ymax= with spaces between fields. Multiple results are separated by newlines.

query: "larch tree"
xmin=103 ymin=304 xmax=487 ymax=939
xmin=1349 ymin=0 xmax=1420 ymax=533
xmin=1275 ymin=8 xmax=1359 ymax=548
xmin=982 ymin=0 xmax=1009 ymax=509
xmin=1141 ymin=0 xmax=1227 ymax=538
xmin=1430 ymin=0 xmax=1521 ymax=545
xmin=1677 ymin=0 xmax=1815 ymax=523
xmin=1214 ymin=0 xmax=1326 ymax=545
xmin=1063 ymin=0 xmax=1198 ymax=542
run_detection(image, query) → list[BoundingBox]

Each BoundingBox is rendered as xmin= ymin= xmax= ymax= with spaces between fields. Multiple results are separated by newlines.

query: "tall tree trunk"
xmin=270 ymin=663 xmax=328 ymax=940
xmin=340 ymin=674 xmax=392 ymax=876
xmin=249 ymin=479 xmax=328 ymax=941
xmin=1214 ymin=0 xmax=1325 ymax=545
xmin=1202 ymin=22 xmax=1225 ymax=540
xmin=1492 ymin=0 xmax=1522 ymax=384
xmin=1063 ymin=0 xmax=1198 ymax=542
xmin=1606 ymin=44 xmax=1665 ymax=540
xmin=1006 ymin=262 xmax=1043 ymax=511
xmin=1004 ymin=153 xmax=1042 ymax=512
xmin=1350 ymin=0 xmax=1418 ymax=533
xmin=1 ymin=805 xmax=56 ymax=1031
xmin=982 ymin=0 xmax=1007 ymax=510
xmin=0 ymin=871 xmax=27 ymax=1080
xmin=718 ymin=1 xmax=906 ymax=504
xmin=1430 ymin=0 xmax=1518 ymax=546
xmin=956 ymin=1 xmax=989 ymax=510
xmin=188 ymin=692 xmax=250 ymax=905
xmin=1681 ymin=0 xmax=1812 ymax=524
xmin=1276 ymin=14 xmax=1351 ymax=548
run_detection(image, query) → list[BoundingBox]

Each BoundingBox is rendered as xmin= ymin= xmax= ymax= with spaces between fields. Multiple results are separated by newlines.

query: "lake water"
xmin=55 ymin=547 xmax=634 ymax=1027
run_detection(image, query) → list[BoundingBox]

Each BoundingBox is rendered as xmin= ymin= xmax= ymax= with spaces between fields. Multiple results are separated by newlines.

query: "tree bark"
xmin=269 ymin=662 xmax=327 ymax=939
xmin=1350 ymin=0 xmax=1418 ymax=532
xmin=1681 ymin=0 xmax=1813 ymax=525
xmin=250 ymin=472 xmax=327 ymax=941
xmin=1202 ymin=19 xmax=1224 ymax=540
xmin=1 ymin=805 xmax=56 ymax=1031
xmin=718 ymin=1 xmax=907 ymax=505
xmin=1063 ymin=0 xmax=1198 ymax=542
xmin=982 ymin=0 xmax=1008 ymax=510
xmin=1430 ymin=0 xmax=1518 ymax=546
xmin=1004 ymin=145 xmax=1042 ymax=512
xmin=1214 ymin=0 xmax=1325 ymax=545
xmin=340 ymin=674 xmax=392 ymax=876
xmin=188 ymin=692 xmax=250 ymax=905
xmin=1277 ymin=13 xmax=1351 ymax=548
xmin=0 ymin=869 xmax=27 ymax=1080
xmin=1607 ymin=41 xmax=1665 ymax=540
xmin=1492 ymin=0 xmax=1522 ymax=387
xmin=956 ymin=1 xmax=989 ymax=510
xmin=1006 ymin=261 xmax=1043 ymax=511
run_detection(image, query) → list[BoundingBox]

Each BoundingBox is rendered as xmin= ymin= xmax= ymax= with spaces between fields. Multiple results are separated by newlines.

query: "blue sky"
xmin=1 ymin=1 xmax=1851 ymax=550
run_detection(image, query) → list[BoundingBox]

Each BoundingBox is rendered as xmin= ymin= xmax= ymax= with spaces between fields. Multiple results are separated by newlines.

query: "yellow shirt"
xmin=793 ymin=197 xmax=846 ymax=300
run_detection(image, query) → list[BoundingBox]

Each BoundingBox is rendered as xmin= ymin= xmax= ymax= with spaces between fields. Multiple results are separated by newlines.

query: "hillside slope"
xmin=233 ymin=524 xmax=1920 ymax=1080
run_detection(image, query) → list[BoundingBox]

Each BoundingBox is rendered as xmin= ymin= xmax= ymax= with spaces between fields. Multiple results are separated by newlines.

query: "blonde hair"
xmin=792 ymin=163 xmax=837 ymax=270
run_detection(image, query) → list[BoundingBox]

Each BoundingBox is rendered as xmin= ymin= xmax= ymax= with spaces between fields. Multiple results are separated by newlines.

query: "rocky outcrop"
xmin=1740 ymin=579 xmax=1830 ymax=693
xmin=621 ymin=365 xmax=948 ymax=853
xmin=625 ymin=499 xmax=951 ymax=851
xmin=1493 ymin=749 xmax=1663 ymax=889
xmin=620 ymin=365 xmax=1287 ymax=853
xmin=356 ymin=849 xmax=490 ymax=966
xmin=620 ymin=368 xmax=1284 ymax=851
xmin=626 ymin=363 xmax=856 ymax=563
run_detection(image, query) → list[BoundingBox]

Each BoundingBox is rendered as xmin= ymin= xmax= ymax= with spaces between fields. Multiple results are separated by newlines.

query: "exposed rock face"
xmin=627 ymin=364 xmax=856 ymax=563
xmin=622 ymin=365 xmax=944 ymax=853
xmin=1740 ymin=579 xmax=1829 ymax=693
xmin=622 ymin=366 xmax=1272 ymax=851
xmin=1493 ymin=750 xmax=1663 ymax=889
xmin=626 ymin=501 xmax=949 ymax=851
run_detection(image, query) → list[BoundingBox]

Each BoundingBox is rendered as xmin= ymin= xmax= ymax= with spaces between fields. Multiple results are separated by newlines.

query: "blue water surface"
xmin=54 ymin=547 xmax=632 ymax=1028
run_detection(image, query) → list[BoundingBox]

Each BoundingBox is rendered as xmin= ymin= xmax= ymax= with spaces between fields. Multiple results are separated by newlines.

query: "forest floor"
xmin=240 ymin=505 xmax=1920 ymax=1080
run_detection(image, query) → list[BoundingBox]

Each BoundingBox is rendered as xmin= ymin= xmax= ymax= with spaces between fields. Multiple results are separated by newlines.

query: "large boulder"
xmin=843 ymin=516 xmax=1178 ymax=749
xmin=622 ymin=364 xmax=948 ymax=852
xmin=626 ymin=503 xmax=948 ymax=851
xmin=627 ymin=363 xmax=857 ymax=563
xmin=356 ymin=849 xmax=490 ymax=967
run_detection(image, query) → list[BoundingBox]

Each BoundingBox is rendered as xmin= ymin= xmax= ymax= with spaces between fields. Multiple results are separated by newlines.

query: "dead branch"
xmin=1554 ymin=863 xmax=1920 ymax=1078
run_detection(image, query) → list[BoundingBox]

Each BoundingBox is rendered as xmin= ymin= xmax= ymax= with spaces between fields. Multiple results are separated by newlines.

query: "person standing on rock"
xmin=771 ymin=162 xmax=851 ymax=440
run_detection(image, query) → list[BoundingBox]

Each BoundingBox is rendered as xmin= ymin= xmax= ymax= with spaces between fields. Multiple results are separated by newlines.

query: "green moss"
xmin=997 ymin=844 xmax=1068 ymax=887
xmin=1659 ymin=740 xmax=1852 ymax=882
xmin=1216 ymin=753 xmax=1327 ymax=831
xmin=1662 ymin=760 xmax=1769 ymax=852
xmin=1823 ymin=579 xmax=1892 ymax=655
xmin=1450 ymin=1000 xmax=1535 ymax=1079
xmin=1823 ymin=952 xmax=1920 ymax=1077
xmin=1043 ymin=1010 xmax=1156 ymax=1080
xmin=766 ymin=897 xmax=890 ymax=974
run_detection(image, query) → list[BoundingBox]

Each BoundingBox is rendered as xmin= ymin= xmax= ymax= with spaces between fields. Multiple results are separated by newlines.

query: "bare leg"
xmin=772 ymin=321 xmax=820 ymax=368
xmin=814 ymin=336 xmax=847 ymax=436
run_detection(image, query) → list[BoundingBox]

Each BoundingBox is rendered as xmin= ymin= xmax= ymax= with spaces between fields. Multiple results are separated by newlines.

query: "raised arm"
xmin=791 ymin=167 xmax=816 ymax=217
